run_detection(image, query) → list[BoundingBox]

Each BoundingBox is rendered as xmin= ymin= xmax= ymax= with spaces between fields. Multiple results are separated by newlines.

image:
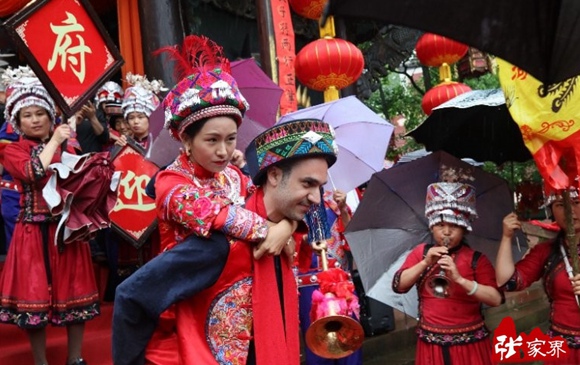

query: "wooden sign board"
xmin=110 ymin=142 xmax=159 ymax=248
xmin=3 ymin=0 xmax=123 ymax=117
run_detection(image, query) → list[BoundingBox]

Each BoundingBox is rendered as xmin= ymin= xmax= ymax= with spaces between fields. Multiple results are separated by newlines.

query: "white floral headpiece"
xmin=122 ymin=73 xmax=167 ymax=118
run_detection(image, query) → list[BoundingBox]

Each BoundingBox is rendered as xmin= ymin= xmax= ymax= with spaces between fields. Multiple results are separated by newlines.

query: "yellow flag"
xmin=498 ymin=58 xmax=580 ymax=191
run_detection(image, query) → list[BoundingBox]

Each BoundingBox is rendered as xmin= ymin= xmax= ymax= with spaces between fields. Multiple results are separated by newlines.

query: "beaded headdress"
xmin=2 ymin=66 xmax=56 ymax=134
xmin=156 ymin=35 xmax=249 ymax=141
xmin=121 ymin=73 xmax=165 ymax=119
xmin=425 ymin=165 xmax=477 ymax=231
xmin=245 ymin=119 xmax=338 ymax=185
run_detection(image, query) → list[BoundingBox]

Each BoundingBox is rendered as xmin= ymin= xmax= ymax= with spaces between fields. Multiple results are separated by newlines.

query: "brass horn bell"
xmin=305 ymin=312 xmax=365 ymax=359
xmin=304 ymin=248 xmax=364 ymax=359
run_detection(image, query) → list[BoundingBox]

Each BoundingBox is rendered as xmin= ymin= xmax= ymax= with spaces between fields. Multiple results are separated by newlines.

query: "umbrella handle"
xmin=328 ymin=172 xmax=337 ymax=191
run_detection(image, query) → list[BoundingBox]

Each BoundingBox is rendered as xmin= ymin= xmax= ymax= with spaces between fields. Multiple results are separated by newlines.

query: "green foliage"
xmin=463 ymin=73 xmax=501 ymax=90
xmin=482 ymin=161 xmax=542 ymax=190
xmin=363 ymin=73 xmax=425 ymax=160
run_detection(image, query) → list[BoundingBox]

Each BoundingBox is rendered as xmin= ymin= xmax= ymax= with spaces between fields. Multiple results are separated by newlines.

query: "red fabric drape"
xmin=246 ymin=188 xmax=300 ymax=365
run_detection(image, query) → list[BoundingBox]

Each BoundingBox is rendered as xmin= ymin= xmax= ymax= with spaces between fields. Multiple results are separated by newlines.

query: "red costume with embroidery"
xmin=146 ymin=151 xmax=302 ymax=364
xmin=150 ymin=154 xmax=301 ymax=364
xmin=503 ymin=238 xmax=580 ymax=364
xmin=154 ymin=152 xmax=268 ymax=251
xmin=0 ymin=138 xmax=99 ymax=328
xmin=393 ymin=242 xmax=498 ymax=365
xmin=173 ymin=188 xmax=300 ymax=365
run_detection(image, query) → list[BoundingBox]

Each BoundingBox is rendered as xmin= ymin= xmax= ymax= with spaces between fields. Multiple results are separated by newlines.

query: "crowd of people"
xmin=0 ymin=34 xmax=579 ymax=365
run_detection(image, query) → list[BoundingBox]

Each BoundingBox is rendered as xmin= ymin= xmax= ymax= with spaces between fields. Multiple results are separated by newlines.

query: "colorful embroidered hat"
xmin=2 ymin=66 xmax=56 ymax=134
xmin=425 ymin=182 xmax=477 ymax=231
xmin=95 ymin=81 xmax=124 ymax=108
xmin=245 ymin=119 xmax=338 ymax=185
xmin=157 ymin=35 xmax=249 ymax=141
xmin=121 ymin=73 xmax=165 ymax=119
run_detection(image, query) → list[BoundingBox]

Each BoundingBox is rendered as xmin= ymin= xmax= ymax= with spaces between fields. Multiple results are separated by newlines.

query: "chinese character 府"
xmin=48 ymin=12 xmax=92 ymax=83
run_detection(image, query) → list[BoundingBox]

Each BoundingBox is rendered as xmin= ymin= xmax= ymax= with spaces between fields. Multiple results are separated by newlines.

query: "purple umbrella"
xmin=278 ymin=96 xmax=395 ymax=193
xmin=231 ymin=58 xmax=283 ymax=127
xmin=148 ymin=105 xmax=165 ymax=140
xmin=149 ymin=58 xmax=282 ymax=165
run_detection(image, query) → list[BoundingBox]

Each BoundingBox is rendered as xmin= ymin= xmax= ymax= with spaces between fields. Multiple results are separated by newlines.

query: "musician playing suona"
xmin=392 ymin=178 xmax=502 ymax=365
xmin=498 ymin=188 xmax=580 ymax=364
xmin=0 ymin=67 xmax=98 ymax=365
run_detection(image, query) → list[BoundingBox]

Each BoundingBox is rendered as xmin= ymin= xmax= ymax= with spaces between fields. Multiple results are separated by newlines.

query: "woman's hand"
xmin=230 ymin=149 xmax=246 ymax=169
xmin=502 ymin=212 xmax=521 ymax=239
xmin=423 ymin=245 xmax=448 ymax=266
xmin=437 ymin=254 xmax=461 ymax=282
xmin=253 ymin=219 xmax=297 ymax=260
xmin=51 ymin=124 xmax=71 ymax=145
xmin=282 ymin=236 xmax=297 ymax=265
xmin=115 ymin=134 xmax=128 ymax=147
xmin=571 ymin=273 xmax=580 ymax=296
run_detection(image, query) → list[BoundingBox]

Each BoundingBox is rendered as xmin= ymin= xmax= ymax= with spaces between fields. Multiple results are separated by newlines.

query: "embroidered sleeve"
xmin=163 ymin=184 xmax=232 ymax=238
xmin=219 ymin=205 xmax=268 ymax=242
xmin=392 ymin=269 xmax=408 ymax=293
xmin=501 ymin=270 xmax=525 ymax=292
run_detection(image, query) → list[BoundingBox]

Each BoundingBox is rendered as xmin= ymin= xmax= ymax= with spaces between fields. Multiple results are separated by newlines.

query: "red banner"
xmin=110 ymin=143 xmax=159 ymax=248
xmin=3 ymin=0 xmax=123 ymax=117
xmin=271 ymin=0 xmax=298 ymax=115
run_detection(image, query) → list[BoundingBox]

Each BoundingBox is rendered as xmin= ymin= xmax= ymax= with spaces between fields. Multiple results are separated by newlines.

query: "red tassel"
xmin=153 ymin=35 xmax=231 ymax=81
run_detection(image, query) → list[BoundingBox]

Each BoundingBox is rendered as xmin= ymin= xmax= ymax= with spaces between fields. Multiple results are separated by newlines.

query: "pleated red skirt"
xmin=415 ymin=337 xmax=494 ymax=365
xmin=0 ymin=221 xmax=99 ymax=328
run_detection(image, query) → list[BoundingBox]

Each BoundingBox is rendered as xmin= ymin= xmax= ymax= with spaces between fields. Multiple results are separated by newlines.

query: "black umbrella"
xmin=325 ymin=0 xmax=580 ymax=85
xmin=344 ymin=150 xmax=526 ymax=317
xmin=407 ymin=89 xmax=532 ymax=165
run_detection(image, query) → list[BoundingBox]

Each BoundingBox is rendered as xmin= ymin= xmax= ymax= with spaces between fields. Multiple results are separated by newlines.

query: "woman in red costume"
xmin=499 ymin=193 xmax=580 ymax=364
xmin=111 ymin=39 xmax=339 ymax=362
xmin=392 ymin=178 xmax=503 ymax=365
xmin=0 ymin=67 xmax=98 ymax=365
xmin=115 ymin=35 xmax=297 ymax=365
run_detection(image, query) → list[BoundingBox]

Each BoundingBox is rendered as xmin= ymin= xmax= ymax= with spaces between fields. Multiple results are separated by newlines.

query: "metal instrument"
xmin=303 ymin=188 xmax=365 ymax=359
xmin=305 ymin=250 xmax=365 ymax=359
xmin=427 ymin=238 xmax=452 ymax=298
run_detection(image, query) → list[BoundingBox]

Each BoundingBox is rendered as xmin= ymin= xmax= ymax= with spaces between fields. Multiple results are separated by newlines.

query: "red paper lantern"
xmin=421 ymin=81 xmax=472 ymax=115
xmin=416 ymin=33 xmax=469 ymax=67
xmin=295 ymin=38 xmax=364 ymax=96
xmin=0 ymin=0 xmax=29 ymax=18
xmin=289 ymin=0 xmax=327 ymax=20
